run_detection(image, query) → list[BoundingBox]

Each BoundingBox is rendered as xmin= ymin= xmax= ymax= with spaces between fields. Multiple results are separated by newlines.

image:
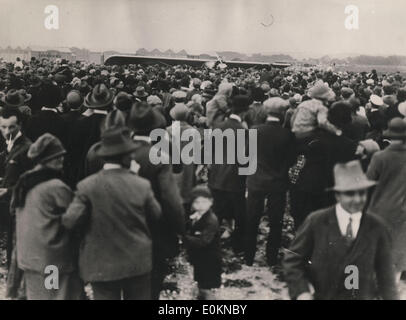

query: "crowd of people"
xmin=0 ymin=56 xmax=406 ymax=300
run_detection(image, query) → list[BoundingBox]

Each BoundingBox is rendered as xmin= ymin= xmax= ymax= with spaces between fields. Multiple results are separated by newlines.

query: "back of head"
xmin=327 ymin=101 xmax=352 ymax=129
xmin=231 ymin=95 xmax=250 ymax=115
xmin=66 ymin=90 xmax=83 ymax=110
xmin=263 ymin=97 xmax=289 ymax=118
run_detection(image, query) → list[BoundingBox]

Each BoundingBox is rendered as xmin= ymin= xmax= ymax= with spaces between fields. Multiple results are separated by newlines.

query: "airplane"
xmin=103 ymin=54 xmax=291 ymax=70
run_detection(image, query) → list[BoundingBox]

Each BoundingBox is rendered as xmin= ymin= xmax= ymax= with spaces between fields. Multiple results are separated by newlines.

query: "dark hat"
xmin=54 ymin=73 xmax=68 ymax=84
xmin=231 ymin=95 xmax=250 ymax=114
xmin=251 ymin=86 xmax=265 ymax=102
xmin=129 ymin=101 xmax=167 ymax=136
xmin=133 ymin=86 xmax=148 ymax=98
xmin=103 ymin=109 xmax=126 ymax=132
xmin=327 ymin=101 xmax=352 ymax=129
xmin=84 ymin=83 xmax=114 ymax=109
xmin=28 ymin=133 xmax=66 ymax=164
xmin=95 ymin=126 xmax=137 ymax=157
xmin=1 ymin=89 xmax=26 ymax=107
xmin=29 ymin=75 xmax=42 ymax=88
xmin=383 ymin=117 xmax=406 ymax=139
xmin=114 ymin=91 xmax=133 ymax=111
xmin=190 ymin=185 xmax=213 ymax=201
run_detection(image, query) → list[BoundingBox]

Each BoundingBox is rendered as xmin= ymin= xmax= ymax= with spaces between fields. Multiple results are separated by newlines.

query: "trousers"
xmin=91 ymin=273 xmax=151 ymax=300
xmin=244 ymin=189 xmax=286 ymax=266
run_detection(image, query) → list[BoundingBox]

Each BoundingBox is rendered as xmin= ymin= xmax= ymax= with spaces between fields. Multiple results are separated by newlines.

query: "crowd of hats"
xmin=1 ymin=58 xmax=406 ymax=139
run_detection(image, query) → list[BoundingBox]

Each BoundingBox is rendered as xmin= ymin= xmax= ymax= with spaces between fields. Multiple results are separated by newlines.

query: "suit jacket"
xmin=246 ymin=120 xmax=295 ymax=192
xmin=294 ymin=128 xmax=357 ymax=193
xmin=283 ymin=206 xmax=398 ymax=300
xmin=25 ymin=110 xmax=68 ymax=147
xmin=0 ymin=134 xmax=32 ymax=200
xmin=62 ymin=168 xmax=162 ymax=282
xmin=208 ymin=117 xmax=247 ymax=193
xmin=84 ymin=138 xmax=186 ymax=258
xmin=132 ymin=139 xmax=186 ymax=258
xmin=67 ymin=113 xmax=106 ymax=187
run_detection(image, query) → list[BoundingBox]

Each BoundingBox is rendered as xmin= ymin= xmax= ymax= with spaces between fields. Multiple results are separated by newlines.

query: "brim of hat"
xmin=38 ymin=150 xmax=67 ymax=164
xmin=134 ymin=92 xmax=149 ymax=98
xmin=84 ymin=92 xmax=114 ymax=109
xmin=327 ymin=180 xmax=377 ymax=192
xmin=383 ymin=130 xmax=406 ymax=139
xmin=95 ymin=142 xmax=138 ymax=157
xmin=1 ymin=96 xmax=25 ymax=107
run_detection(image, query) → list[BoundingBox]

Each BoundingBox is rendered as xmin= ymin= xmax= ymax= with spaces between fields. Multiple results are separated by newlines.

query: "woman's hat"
xmin=95 ymin=126 xmax=137 ymax=157
xmin=84 ymin=84 xmax=114 ymax=109
xmin=28 ymin=133 xmax=66 ymax=164
xmin=329 ymin=160 xmax=376 ymax=192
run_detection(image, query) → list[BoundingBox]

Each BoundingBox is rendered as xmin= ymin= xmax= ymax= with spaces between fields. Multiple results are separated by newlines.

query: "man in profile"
xmin=283 ymin=160 xmax=398 ymax=300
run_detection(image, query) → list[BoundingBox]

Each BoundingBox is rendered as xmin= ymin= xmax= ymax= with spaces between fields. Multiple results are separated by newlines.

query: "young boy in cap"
xmin=183 ymin=186 xmax=222 ymax=300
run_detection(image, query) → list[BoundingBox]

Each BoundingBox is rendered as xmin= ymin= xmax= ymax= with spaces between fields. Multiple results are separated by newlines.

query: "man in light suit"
xmin=283 ymin=160 xmax=398 ymax=300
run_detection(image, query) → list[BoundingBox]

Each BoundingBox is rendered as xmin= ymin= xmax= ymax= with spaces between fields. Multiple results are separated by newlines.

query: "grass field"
xmin=334 ymin=64 xmax=406 ymax=76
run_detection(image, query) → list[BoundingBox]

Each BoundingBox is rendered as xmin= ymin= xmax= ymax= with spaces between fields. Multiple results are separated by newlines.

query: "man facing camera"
xmin=283 ymin=160 xmax=398 ymax=300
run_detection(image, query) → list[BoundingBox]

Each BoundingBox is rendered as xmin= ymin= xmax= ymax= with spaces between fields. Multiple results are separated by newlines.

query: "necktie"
xmin=345 ymin=216 xmax=354 ymax=240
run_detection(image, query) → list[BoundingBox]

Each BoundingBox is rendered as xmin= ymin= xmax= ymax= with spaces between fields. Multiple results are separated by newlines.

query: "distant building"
xmin=0 ymin=46 xmax=76 ymax=62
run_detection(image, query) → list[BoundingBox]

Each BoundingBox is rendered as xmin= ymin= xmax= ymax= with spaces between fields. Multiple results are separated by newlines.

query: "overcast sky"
xmin=1 ymin=0 xmax=405 ymax=57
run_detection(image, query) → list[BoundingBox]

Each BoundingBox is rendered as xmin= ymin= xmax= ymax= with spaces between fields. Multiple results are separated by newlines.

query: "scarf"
xmin=13 ymin=168 xmax=62 ymax=208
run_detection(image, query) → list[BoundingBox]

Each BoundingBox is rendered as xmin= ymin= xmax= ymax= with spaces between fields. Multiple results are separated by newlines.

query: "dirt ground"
xmin=0 ymin=215 xmax=405 ymax=300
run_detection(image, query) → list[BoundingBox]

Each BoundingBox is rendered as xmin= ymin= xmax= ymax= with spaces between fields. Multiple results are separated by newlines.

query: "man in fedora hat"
xmin=128 ymin=100 xmax=185 ymax=299
xmin=67 ymin=83 xmax=114 ymax=187
xmin=1 ymin=89 xmax=32 ymax=116
xmin=283 ymin=160 xmax=398 ymax=300
xmin=367 ymin=117 xmax=406 ymax=281
xmin=62 ymin=126 xmax=161 ymax=300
